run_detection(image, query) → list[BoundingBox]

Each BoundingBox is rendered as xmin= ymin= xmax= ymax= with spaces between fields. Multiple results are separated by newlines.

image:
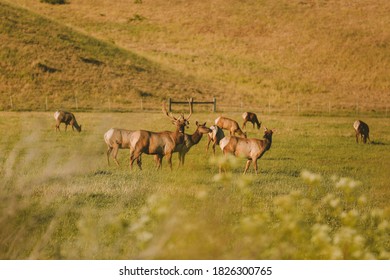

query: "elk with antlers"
xmin=54 ymin=110 xmax=82 ymax=132
xmin=242 ymin=112 xmax=261 ymax=129
xmin=219 ymin=128 xmax=274 ymax=174
xmin=353 ymin=120 xmax=370 ymax=144
xmin=129 ymin=102 xmax=192 ymax=170
xmin=215 ymin=116 xmax=247 ymax=138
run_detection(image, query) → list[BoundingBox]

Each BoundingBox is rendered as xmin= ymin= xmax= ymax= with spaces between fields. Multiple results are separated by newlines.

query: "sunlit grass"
xmin=0 ymin=112 xmax=389 ymax=259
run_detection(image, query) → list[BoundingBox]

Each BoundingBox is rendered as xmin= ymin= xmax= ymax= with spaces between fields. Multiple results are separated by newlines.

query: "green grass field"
xmin=0 ymin=112 xmax=389 ymax=259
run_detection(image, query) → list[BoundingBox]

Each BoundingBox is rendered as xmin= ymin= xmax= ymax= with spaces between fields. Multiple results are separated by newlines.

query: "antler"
xmin=186 ymin=98 xmax=193 ymax=121
xmin=162 ymin=101 xmax=177 ymax=121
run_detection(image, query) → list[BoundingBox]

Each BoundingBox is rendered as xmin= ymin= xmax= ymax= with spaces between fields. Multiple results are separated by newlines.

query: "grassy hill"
xmin=1 ymin=0 xmax=390 ymax=113
xmin=0 ymin=1 xmax=217 ymax=111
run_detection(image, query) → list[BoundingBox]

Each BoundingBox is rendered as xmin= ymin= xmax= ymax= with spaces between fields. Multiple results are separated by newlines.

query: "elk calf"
xmin=353 ymin=120 xmax=370 ymax=144
xmin=220 ymin=128 xmax=274 ymax=174
xmin=54 ymin=110 xmax=81 ymax=132
xmin=215 ymin=116 xmax=247 ymax=138
xmin=242 ymin=112 xmax=261 ymax=129
xmin=206 ymin=125 xmax=225 ymax=155
xmin=104 ymin=128 xmax=141 ymax=168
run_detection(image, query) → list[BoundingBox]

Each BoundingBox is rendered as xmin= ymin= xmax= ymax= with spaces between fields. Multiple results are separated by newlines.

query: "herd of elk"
xmin=53 ymin=106 xmax=373 ymax=174
xmin=54 ymin=110 xmax=82 ymax=132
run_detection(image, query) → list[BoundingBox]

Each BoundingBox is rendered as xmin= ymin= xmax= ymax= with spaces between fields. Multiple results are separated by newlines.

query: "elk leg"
xmin=155 ymin=155 xmax=163 ymax=170
xmin=153 ymin=154 xmax=160 ymax=167
xmin=180 ymin=153 xmax=186 ymax=167
xmin=136 ymin=156 xmax=142 ymax=170
xmin=242 ymin=121 xmax=247 ymax=129
xmin=253 ymin=159 xmax=258 ymax=175
xmin=206 ymin=136 xmax=212 ymax=153
xmin=130 ymin=150 xmax=140 ymax=170
xmin=166 ymin=153 xmax=173 ymax=171
xmin=106 ymin=146 xmax=112 ymax=165
xmin=112 ymin=147 xmax=120 ymax=166
xmin=244 ymin=160 xmax=251 ymax=174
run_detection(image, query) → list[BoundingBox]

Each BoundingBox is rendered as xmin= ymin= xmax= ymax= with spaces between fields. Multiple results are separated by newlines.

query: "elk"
xmin=54 ymin=110 xmax=82 ymax=132
xmin=219 ymin=128 xmax=274 ymax=174
xmin=206 ymin=125 xmax=225 ymax=155
xmin=215 ymin=116 xmax=247 ymax=138
xmin=155 ymin=121 xmax=211 ymax=166
xmin=353 ymin=120 xmax=370 ymax=144
xmin=242 ymin=112 xmax=261 ymax=129
xmin=104 ymin=128 xmax=141 ymax=168
xmin=129 ymin=102 xmax=192 ymax=170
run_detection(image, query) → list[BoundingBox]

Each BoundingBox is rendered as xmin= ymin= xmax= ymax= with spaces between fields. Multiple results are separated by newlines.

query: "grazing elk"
xmin=129 ymin=102 xmax=192 ymax=170
xmin=219 ymin=128 xmax=274 ymax=174
xmin=353 ymin=120 xmax=370 ymax=144
xmin=54 ymin=110 xmax=82 ymax=132
xmin=104 ymin=128 xmax=141 ymax=168
xmin=242 ymin=112 xmax=261 ymax=129
xmin=206 ymin=125 xmax=225 ymax=155
xmin=215 ymin=116 xmax=247 ymax=138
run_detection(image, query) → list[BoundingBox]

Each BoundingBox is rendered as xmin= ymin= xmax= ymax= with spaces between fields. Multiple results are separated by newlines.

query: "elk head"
xmin=162 ymin=100 xmax=192 ymax=133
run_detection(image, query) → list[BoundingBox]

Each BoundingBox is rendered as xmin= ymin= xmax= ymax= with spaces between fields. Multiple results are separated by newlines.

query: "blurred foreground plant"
xmin=236 ymin=169 xmax=389 ymax=259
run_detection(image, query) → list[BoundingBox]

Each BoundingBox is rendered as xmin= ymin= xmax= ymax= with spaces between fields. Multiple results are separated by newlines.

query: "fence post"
xmin=75 ymin=97 xmax=78 ymax=110
xmin=213 ymin=97 xmax=217 ymax=112
xmin=45 ymin=96 xmax=48 ymax=111
xmin=189 ymin=97 xmax=194 ymax=113
xmin=140 ymin=98 xmax=143 ymax=110
xmin=10 ymin=96 xmax=13 ymax=110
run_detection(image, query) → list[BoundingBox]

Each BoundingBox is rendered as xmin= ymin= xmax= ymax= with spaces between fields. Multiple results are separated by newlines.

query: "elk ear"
xmin=196 ymin=121 xmax=199 ymax=126
xmin=264 ymin=127 xmax=268 ymax=131
xmin=203 ymin=122 xmax=206 ymax=126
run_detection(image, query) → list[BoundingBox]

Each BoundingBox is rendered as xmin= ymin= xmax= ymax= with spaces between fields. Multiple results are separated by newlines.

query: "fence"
xmin=168 ymin=97 xmax=217 ymax=113
xmin=3 ymin=95 xmax=389 ymax=117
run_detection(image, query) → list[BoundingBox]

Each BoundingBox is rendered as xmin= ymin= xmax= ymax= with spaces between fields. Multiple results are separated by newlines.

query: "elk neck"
xmin=263 ymin=133 xmax=273 ymax=151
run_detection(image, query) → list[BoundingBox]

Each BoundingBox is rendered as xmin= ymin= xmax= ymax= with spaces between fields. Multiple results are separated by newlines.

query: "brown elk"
xmin=206 ymin=125 xmax=225 ymax=155
xmin=353 ymin=120 xmax=370 ymax=144
xmin=54 ymin=110 xmax=82 ymax=132
xmin=155 ymin=121 xmax=211 ymax=167
xmin=104 ymin=128 xmax=141 ymax=168
xmin=219 ymin=128 xmax=274 ymax=174
xmin=129 ymin=102 xmax=192 ymax=170
xmin=242 ymin=112 xmax=261 ymax=129
xmin=215 ymin=116 xmax=247 ymax=138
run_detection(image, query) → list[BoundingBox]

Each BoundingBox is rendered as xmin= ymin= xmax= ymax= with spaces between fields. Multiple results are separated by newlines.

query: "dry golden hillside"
xmin=2 ymin=0 xmax=390 ymax=114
